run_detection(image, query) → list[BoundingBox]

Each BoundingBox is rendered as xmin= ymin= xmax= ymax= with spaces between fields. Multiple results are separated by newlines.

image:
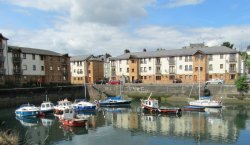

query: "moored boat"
xmin=141 ymin=94 xmax=181 ymax=114
xmin=189 ymin=96 xmax=222 ymax=108
xmin=60 ymin=107 xmax=88 ymax=127
xmin=97 ymin=96 xmax=131 ymax=107
xmin=183 ymin=105 xmax=205 ymax=112
xmin=15 ymin=103 xmax=40 ymax=117
xmin=72 ymin=99 xmax=96 ymax=111
xmin=54 ymin=99 xmax=72 ymax=114
xmin=39 ymin=101 xmax=54 ymax=116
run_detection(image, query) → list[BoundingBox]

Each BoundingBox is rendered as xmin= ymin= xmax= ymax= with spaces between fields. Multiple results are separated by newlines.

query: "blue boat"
xmin=98 ymin=96 xmax=131 ymax=107
xmin=16 ymin=116 xmax=40 ymax=127
xmin=72 ymin=99 xmax=96 ymax=111
xmin=183 ymin=105 xmax=205 ymax=112
xmin=15 ymin=103 xmax=40 ymax=117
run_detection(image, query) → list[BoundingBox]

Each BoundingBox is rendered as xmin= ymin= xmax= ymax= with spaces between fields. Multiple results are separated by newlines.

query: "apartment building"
xmin=111 ymin=44 xmax=241 ymax=84
xmin=6 ymin=46 xmax=71 ymax=85
xmin=0 ymin=33 xmax=8 ymax=85
xmin=70 ymin=55 xmax=104 ymax=84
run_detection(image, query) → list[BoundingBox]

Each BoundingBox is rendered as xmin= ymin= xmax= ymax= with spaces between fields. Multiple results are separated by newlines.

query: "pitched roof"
xmin=112 ymin=46 xmax=238 ymax=60
xmin=70 ymin=55 xmax=93 ymax=61
xmin=0 ymin=33 xmax=8 ymax=40
xmin=8 ymin=45 xmax=62 ymax=56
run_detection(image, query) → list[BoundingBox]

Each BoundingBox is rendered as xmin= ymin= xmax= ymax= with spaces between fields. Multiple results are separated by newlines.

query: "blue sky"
xmin=0 ymin=0 xmax=250 ymax=56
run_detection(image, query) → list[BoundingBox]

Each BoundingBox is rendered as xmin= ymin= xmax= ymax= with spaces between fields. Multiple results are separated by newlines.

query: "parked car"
xmin=245 ymin=78 xmax=250 ymax=83
xmin=205 ymin=79 xmax=224 ymax=84
xmin=133 ymin=79 xmax=142 ymax=83
xmin=107 ymin=80 xmax=122 ymax=85
xmin=173 ymin=78 xmax=182 ymax=83
xmin=95 ymin=80 xmax=106 ymax=84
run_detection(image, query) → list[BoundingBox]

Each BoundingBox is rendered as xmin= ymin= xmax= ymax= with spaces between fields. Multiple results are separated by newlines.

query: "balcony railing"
xmin=155 ymin=61 xmax=161 ymax=65
xmin=0 ymin=55 xmax=5 ymax=62
xmin=13 ymin=69 xmax=23 ymax=75
xmin=12 ymin=57 xmax=21 ymax=63
xmin=229 ymin=68 xmax=236 ymax=73
xmin=0 ymin=68 xmax=6 ymax=75
xmin=169 ymin=59 xmax=175 ymax=65
xmin=169 ymin=71 xmax=175 ymax=74
xmin=156 ymin=71 xmax=161 ymax=75
xmin=229 ymin=57 xmax=236 ymax=62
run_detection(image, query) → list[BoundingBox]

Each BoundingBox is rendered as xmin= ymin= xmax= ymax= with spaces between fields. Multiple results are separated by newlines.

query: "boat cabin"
xmin=41 ymin=102 xmax=54 ymax=110
xmin=62 ymin=108 xmax=76 ymax=120
xmin=142 ymin=99 xmax=159 ymax=108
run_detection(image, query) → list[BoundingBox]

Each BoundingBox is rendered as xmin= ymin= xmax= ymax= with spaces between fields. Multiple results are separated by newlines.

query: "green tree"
xmin=221 ymin=42 xmax=234 ymax=49
xmin=235 ymin=76 xmax=249 ymax=97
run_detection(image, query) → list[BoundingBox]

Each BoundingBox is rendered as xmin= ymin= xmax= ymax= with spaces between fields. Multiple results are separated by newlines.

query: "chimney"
xmin=124 ymin=49 xmax=130 ymax=54
xmin=143 ymin=48 xmax=147 ymax=52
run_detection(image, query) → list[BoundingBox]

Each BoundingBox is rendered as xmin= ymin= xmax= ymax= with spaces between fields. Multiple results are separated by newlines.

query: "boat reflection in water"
xmin=16 ymin=116 xmax=40 ymax=127
xmin=41 ymin=117 xmax=55 ymax=127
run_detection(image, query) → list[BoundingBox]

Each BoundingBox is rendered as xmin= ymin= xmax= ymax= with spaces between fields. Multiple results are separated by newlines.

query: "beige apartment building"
xmin=111 ymin=44 xmax=241 ymax=84
xmin=70 ymin=55 xmax=104 ymax=84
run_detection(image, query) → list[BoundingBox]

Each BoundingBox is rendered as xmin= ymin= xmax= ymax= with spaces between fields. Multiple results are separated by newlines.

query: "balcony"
xmin=156 ymin=71 xmax=161 ymax=75
xmin=169 ymin=71 xmax=176 ymax=74
xmin=13 ymin=69 xmax=23 ymax=75
xmin=0 ymin=55 xmax=5 ymax=62
xmin=229 ymin=57 xmax=236 ymax=62
xmin=62 ymin=71 xmax=68 ymax=76
xmin=229 ymin=68 xmax=236 ymax=73
xmin=12 ymin=57 xmax=21 ymax=63
xmin=155 ymin=61 xmax=161 ymax=65
xmin=169 ymin=59 xmax=175 ymax=65
xmin=0 ymin=68 xmax=6 ymax=75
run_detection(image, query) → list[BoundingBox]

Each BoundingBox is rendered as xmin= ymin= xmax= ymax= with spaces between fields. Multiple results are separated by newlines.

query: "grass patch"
xmin=0 ymin=131 xmax=19 ymax=145
xmin=127 ymin=92 xmax=170 ymax=102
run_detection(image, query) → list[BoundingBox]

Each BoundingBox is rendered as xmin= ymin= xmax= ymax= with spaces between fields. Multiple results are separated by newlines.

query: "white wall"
xmin=22 ymin=53 xmax=45 ymax=75
xmin=70 ymin=60 xmax=87 ymax=77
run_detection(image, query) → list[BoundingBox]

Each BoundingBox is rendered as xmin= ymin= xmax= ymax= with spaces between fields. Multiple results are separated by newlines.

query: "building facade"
xmin=0 ymin=33 xmax=8 ymax=85
xmin=70 ymin=55 xmax=104 ymax=84
xmin=5 ymin=45 xmax=71 ymax=86
xmin=111 ymin=45 xmax=241 ymax=84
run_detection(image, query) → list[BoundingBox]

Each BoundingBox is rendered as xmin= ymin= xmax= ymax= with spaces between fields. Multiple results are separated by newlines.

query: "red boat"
xmin=141 ymin=93 xmax=181 ymax=114
xmin=60 ymin=107 xmax=87 ymax=127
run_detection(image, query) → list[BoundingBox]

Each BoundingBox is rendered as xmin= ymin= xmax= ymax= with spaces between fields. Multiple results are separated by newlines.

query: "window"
xmin=127 ymin=68 xmax=129 ymax=73
xmin=120 ymin=68 xmax=122 ymax=72
xmin=40 ymin=55 xmax=44 ymax=60
xmin=33 ymin=65 xmax=36 ymax=71
xmin=208 ymin=55 xmax=213 ymax=61
xmin=144 ymin=76 xmax=147 ymax=79
xmin=156 ymin=76 xmax=161 ymax=80
xmin=126 ymin=60 xmax=129 ymax=64
xmin=149 ymin=67 xmax=152 ymax=71
xmin=132 ymin=68 xmax=134 ymax=72
xmin=179 ymin=65 xmax=182 ymax=70
xmin=179 ymin=75 xmax=182 ymax=79
xmin=179 ymin=56 xmax=182 ymax=60
xmin=189 ymin=75 xmax=192 ymax=79
xmin=140 ymin=67 xmax=143 ymax=72
xmin=149 ymin=58 xmax=151 ymax=62
xmin=185 ymin=75 xmax=188 ymax=79
xmin=23 ymin=53 xmax=26 ymax=59
xmin=144 ymin=67 xmax=147 ymax=72
xmin=50 ymin=66 xmax=53 ymax=70
xmin=32 ymin=54 xmax=35 ymax=60
xmin=185 ymin=56 xmax=188 ymax=62
xmin=185 ymin=65 xmax=188 ymax=71
xmin=23 ymin=65 xmax=27 ymax=70
xmin=189 ymin=56 xmax=192 ymax=61
xmin=189 ymin=65 xmax=192 ymax=71
xmin=41 ymin=66 xmax=44 ymax=71
xmin=58 ymin=67 xmax=60 ymax=71
xmin=230 ymin=74 xmax=235 ymax=80
xmin=131 ymin=60 xmax=135 ymax=63
xmin=209 ymin=64 xmax=213 ymax=71
xmin=220 ymin=64 xmax=223 ymax=69
xmin=220 ymin=54 xmax=223 ymax=59
xmin=200 ymin=67 xmax=203 ymax=71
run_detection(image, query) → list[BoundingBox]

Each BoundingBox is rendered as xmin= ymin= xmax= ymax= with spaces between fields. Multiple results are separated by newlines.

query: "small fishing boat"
xmin=141 ymin=93 xmax=181 ymax=114
xmin=189 ymin=96 xmax=222 ymax=108
xmin=15 ymin=103 xmax=40 ymax=117
xmin=54 ymin=99 xmax=72 ymax=114
xmin=60 ymin=107 xmax=88 ymax=127
xmin=97 ymin=96 xmax=131 ymax=107
xmin=39 ymin=101 xmax=54 ymax=116
xmin=183 ymin=105 xmax=205 ymax=112
xmin=72 ymin=99 xmax=96 ymax=111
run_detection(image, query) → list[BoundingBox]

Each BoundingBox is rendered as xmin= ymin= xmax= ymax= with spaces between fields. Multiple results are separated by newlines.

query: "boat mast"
xmin=198 ymin=54 xmax=201 ymax=100
xmin=84 ymin=61 xmax=87 ymax=100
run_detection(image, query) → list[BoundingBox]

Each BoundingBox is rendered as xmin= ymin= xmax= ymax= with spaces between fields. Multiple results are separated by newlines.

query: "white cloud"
xmin=4 ymin=0 xmax=155 ymax=26
xmin=166 ymin=0 xmax=205 ymax=8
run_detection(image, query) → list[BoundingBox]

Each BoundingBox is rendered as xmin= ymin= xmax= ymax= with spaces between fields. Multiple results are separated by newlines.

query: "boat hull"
xmin=62 ymin=119 xmax=87 ymax=127
xmin=183 ymin=106 xmax=205 ymax=112
xmin=15 ymin=110 xmax=39 ymax=117
xmin=142 ymin=104 xmax=181 ymax=114
xmin=99 ymin=101 xmax=131 ymax=107
xmin=189 ymin=101 xmax=222 ymax=108
xmin=74 ymin=106 xmax=96 ymax=111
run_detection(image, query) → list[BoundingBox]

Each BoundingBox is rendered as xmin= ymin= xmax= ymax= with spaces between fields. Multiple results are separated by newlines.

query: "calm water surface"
xmin=1 ymin=102 xmax=250 ymax=145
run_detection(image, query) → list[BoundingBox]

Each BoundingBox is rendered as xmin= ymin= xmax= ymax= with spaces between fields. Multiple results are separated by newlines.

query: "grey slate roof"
xmin=8 ymin=45 xmax=62 ymax=56
xmin=70 ymin=55 xmax=93 ymax=61
xmin=112 ymin=46 xmax=238 ymax=60
xmin=0 ymin=33 xmax=8 ymax=40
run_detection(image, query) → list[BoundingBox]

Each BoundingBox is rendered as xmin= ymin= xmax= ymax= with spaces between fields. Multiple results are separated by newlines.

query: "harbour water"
xmin=1 ymin=102 xmax=250 ymax=145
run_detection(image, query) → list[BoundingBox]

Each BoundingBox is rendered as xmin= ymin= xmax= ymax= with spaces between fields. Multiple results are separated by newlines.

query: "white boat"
xmin=54 ymin=99 xmax=72 ymax=114
xmin=72 ymin=99 xmax=96 ymax=111
xmin=15 ymin=103 xmax=40 ymax=117
xmin=188 ymin=54 xmax=222 ymax=108
xmin=40 ymin=101 xmax=54 ymax=116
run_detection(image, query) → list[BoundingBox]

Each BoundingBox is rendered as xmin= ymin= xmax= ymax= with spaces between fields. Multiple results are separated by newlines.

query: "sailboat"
xmin=97 ymin=79 xmax=131 ymax=107
xmin=72 ymin=74 xmax=96 ymax=111
xmin=188 ymin=54 xmax=222 ymax=108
